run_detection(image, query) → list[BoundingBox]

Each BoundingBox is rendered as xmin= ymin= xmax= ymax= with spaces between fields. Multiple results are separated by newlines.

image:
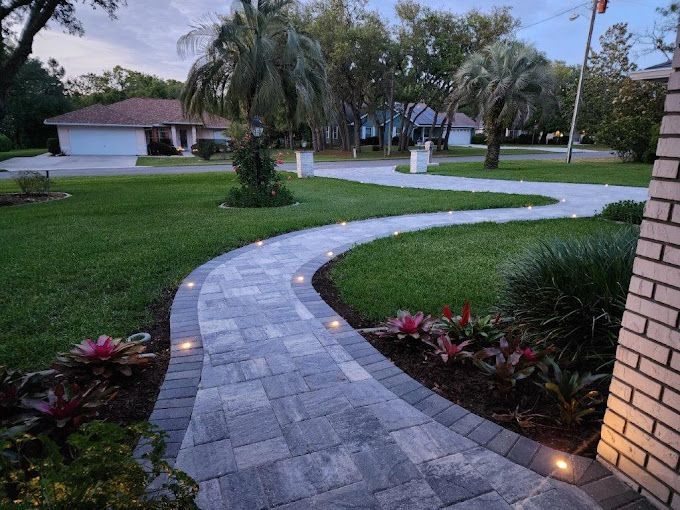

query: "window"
xmin=332 ymin=127 xmax=339 ymax=139
xmin=364 ymin=126 xmax=373 ymax=138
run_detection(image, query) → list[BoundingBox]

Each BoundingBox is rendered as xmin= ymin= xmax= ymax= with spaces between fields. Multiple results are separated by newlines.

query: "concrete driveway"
xmin=2 ymin=154 xmax=138 ymax=171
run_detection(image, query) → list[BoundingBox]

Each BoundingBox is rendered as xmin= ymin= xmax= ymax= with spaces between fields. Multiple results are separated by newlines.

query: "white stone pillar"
xmin=191 ymin=126 xmax=197 ymax=147
xmin=409 ymin=149 xmax=428 ymax=173
xmin=170 ymin=125 xmax=179 ymax=147
xmin=295 ymin=151 xmax=314 ymax=178
xmin=424 ymin=140 xmax=433 ymax=164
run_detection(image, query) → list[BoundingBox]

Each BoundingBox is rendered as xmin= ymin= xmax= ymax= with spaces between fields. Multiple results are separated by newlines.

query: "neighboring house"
xmin=630 ymin=60 xmax=672 ymax=83
xmin=44 ymin=98 xmax=230 ymax=156
xmin=325 ymin=104 xmax=477 ymax=147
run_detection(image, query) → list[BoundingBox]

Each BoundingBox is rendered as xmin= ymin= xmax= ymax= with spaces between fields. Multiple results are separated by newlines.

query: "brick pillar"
xmin=597 ymin=24 xmax=680 ymax=508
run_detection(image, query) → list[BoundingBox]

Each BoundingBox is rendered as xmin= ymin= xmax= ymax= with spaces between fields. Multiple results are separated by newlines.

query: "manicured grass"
xmin=395 ymin=159 xmax=652 ymax=187
xmin=329 ymin=218 xmax=629 ymax=323
xmin=136 ymin=146 xmax=545 ymax=167
xmin=0 ymin=148 xmax=47 ymax=162
xmin=0 ymin=172 xmax=553 ymax=370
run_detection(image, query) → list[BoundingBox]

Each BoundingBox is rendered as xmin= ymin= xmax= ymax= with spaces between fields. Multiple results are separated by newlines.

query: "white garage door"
xmin=448 ymin=128 xmax=472 ymax=146
xmin=68 ymin=127 xmax=139 ymax=155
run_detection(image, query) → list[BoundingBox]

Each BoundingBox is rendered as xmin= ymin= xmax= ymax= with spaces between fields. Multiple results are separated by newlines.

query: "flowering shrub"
xmin=434 ymin=302 xmax=504 ymax=345
xmin=23 ymin=381 xmax=116 ymax=429
xmin=54 ymin=334 xmax=154 ymax=380
xmin=381 ymin=310 xmax=434 ymax=341
xmin=542 ymin=361 xmax=608 ymax=427
xmin=226 ymin=134 xmax=295 ymax=207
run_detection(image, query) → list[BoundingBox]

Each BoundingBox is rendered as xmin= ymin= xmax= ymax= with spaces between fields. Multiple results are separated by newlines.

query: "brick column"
xmin=597 ymin=24 xmax=680 ymax=508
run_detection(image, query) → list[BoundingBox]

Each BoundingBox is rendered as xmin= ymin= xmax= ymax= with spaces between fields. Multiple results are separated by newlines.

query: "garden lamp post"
xmin=251 ymin=122 xmax=264 ymax=187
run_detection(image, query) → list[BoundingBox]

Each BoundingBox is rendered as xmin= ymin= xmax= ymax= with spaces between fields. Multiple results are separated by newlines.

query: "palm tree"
xmin=453 ymin=41 xmax=554 ymax=169
xmin=178 ymin=0 xmax=329 ymax=132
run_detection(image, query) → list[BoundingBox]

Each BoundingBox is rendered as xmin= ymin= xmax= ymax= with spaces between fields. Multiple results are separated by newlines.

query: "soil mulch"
xmin=313 ymin=257 xmax=604 ymax=458
xmin=98 ymin=287 xmax=173 ymax=425
xmin=0 ymin=192 xmax=69 ymax=207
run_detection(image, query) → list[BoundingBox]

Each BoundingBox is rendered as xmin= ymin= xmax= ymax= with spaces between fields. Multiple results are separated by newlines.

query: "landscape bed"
xmin=315 ymin=218 xmax=634 ymax=457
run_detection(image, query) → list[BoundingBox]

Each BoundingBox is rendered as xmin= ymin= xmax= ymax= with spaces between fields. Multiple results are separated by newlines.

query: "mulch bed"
xmin=98 ymin=287 xmax=173 ymax=425
xmin=313 ymin=257 xmax=604 ymax=458
xmin=0 ymin=192 xmax=69 ymax=207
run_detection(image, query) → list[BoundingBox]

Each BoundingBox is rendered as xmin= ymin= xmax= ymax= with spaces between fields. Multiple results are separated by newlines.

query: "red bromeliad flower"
xmin=520 ymin=347 xmax=538 ymax=362
xmin=442 ymin=305 xmax=453 ymax=320
xmin=459 ymin=301 xmax=471 ymax=327
xmin=79 ymin=336 xmax=117 ymax=360
xmin=436 ymin=335 xmax=472 ymax=363
xmin=382 ymin=310 xmax=432 ymax=340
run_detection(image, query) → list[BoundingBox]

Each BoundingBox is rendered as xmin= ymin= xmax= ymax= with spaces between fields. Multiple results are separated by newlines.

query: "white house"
xmin=44 ymin=98 xmax=230 ymax=156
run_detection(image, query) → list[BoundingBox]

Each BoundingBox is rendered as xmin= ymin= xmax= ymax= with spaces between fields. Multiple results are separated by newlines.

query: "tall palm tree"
xmin=178 ymin=0 xmax=329 ymax=132
xmin=453 ymin=41 xmax=554 ymax=169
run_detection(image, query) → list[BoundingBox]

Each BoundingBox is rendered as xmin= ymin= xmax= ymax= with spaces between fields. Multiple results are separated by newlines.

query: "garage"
xmin=64 ymin=127 xmax=142 ymax=156
xmin=447 ymin=127 xmax=473 ymax=146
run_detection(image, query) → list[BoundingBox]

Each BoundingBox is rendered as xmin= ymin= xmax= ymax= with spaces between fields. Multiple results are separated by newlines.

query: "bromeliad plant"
xmin=474 ymin=337 xmax=552 ymax=393
xmin=0 ymin=367 xmax=49 ymax=423
xmin=434 ymin=302 xmax=505 ymax=346
xmin=380 ymin=310 xmax=434 ymax=341
xmin=54 ymin=333 xmax=154 ymax=380
xmin=541 ymin=361 xmax=608 ymax=427
xmin=23 ymin=381 xmax=116 ymax=429
xmin=433 ymin=335 xmax=472 ymax=363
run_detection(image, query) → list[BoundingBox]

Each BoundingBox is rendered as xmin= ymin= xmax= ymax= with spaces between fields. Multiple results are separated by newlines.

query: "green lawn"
xmin=136 ymin=146 xmax=545 ymax=167
xmin=0 ymin=172 xmax=553 ymax=370
xmin=395 ymin=160 xmax=652 ymax=187
xmin=329 ymin=218 xmax=628 ymax=323
xmin=0 ymin=148 xmax=46 ymax=162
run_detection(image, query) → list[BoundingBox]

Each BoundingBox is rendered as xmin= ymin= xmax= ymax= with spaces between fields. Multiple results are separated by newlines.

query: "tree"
xmin=67 ymin=66 xmax=184 ymax=108
xmin=636 ymin=2 xmax=680 ymax=60
xmin=0 ymin=57 xmax=69 ymax=148
xmin=0 ymin=0 xmax=123 ymax=121
xmin=179 ymin=0 xmax=328 ymax=134
xmin=454 ymin=41 xmax=554 ymax=169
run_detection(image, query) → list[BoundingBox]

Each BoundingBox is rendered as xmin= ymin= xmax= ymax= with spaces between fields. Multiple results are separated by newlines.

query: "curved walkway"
xmin=155 ymin=168 xmax=650 ymax=509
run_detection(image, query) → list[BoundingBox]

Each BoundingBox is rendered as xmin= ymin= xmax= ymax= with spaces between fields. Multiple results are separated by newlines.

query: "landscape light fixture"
xmin=251 ymin=125 xmax=264 ymax=137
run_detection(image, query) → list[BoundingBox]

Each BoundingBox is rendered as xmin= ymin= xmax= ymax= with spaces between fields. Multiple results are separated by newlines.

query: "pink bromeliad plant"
xmin=23 ymin=381 xmax=115 ymax=429
xmin=381 ymin=311 xmax=433 ymax=341
xmin=434 ymin=335 xmax=472 ymax=363
xmin=54 ymin=334 xmax=153 ymax=379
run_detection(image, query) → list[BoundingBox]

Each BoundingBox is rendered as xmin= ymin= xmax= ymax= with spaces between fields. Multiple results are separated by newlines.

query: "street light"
xmin=251 ymin=125 xmax=264 ymax=138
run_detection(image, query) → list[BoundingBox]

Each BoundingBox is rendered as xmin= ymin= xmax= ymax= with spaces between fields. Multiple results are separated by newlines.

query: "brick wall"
xmin=597 ymin=24 xmax=680 ymax=508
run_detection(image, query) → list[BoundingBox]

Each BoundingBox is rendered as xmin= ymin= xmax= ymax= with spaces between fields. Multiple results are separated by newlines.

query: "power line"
xmin=517 ymin=2 xmax=591 ymax=32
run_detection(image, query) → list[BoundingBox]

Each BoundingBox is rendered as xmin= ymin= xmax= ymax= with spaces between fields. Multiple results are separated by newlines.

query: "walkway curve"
xmin=153 ymin=168 xmax=650 ymax=509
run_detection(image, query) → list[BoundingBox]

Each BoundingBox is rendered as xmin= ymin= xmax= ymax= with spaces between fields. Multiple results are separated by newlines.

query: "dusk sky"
xmin=31 ymin=0 xmax=672 ymax=81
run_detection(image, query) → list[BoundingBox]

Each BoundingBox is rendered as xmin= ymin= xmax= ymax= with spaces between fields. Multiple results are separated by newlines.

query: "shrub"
xmin=0 ymin=421 xmax=198 ymax=509
xmin=498 ymin=229 xmax=638 ymax=364
xmin=600 ymin=200 xmax=645 ymax=224
xmin=225 ymin=134 xmax=295 ymax=208
xmin=598 ymin=116 xmax=654 ymax=162
xmin=195 ymin=139 xmax=217 ymax=160
xmin=471 ymin=133 xmax=486 ymax=144
xmin=13 ymin=171 xmax=49 ymax=195
xmin=47 ymin=138 xmax=61 ymax=155
xmin=147 ymin=141 xmax=180 ymax=156
xmin=362 ymin=136 xmax=379 ymax=145
xmin=580 ymin=134 xmax=595 ymax=145
xmin=0 ymin=134 xmax=13 ymax=152
xmin=433 ymin=302 xmax=504 ymax=346
xmin=372 ymin=144 xmax=381 ymax=151
xmin=54 ymin=334 xmax=154 ymax=380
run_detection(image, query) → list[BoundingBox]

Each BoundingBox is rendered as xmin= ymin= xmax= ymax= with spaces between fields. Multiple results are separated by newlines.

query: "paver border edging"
xmin=290 ymin=236 xmax=651 ymax=509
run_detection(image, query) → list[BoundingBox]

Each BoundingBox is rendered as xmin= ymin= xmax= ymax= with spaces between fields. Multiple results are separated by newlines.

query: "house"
xmin=44 ymin=98 xmax=230 ymax=156
xmin=325 ymin=104 xmax=477 ymax=147
xmin=630 ymin=60 xmax=672 ymax=83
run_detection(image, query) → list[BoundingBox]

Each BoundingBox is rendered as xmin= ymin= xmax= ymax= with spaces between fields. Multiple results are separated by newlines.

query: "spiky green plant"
xmin=498 ymin=229 xmax=637 ymax=366
xmin=453 ymin=41 xmax=555 ymax=169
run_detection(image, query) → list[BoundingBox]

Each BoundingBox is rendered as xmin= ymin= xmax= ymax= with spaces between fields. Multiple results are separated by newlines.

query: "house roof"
xmin=45 ymin=98 xmax=230 ymax=129
xmin=372 ymin=104 xmax=476 ymax=128
xmin=630 ymin=60 xmax=672 ymax=83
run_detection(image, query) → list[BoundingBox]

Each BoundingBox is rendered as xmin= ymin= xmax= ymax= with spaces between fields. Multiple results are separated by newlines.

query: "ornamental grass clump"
xmin=498 ymin=229 xmax=637 ymax=365
xmin=226 ymin=134 xmax=295 ymax=208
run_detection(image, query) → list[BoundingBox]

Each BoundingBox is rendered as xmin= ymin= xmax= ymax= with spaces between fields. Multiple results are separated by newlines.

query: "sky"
xmin=31 ymin=0 xmax=672 ymax=81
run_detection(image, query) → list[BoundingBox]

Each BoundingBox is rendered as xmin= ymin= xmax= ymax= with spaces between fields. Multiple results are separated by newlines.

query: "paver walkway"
xmin=168 ymin=168 xmax=649 ymax=509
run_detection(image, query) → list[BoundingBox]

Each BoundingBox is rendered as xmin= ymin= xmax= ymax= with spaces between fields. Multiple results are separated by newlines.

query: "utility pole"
xmin=566 ymin=0 xmax=602 ymax=163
